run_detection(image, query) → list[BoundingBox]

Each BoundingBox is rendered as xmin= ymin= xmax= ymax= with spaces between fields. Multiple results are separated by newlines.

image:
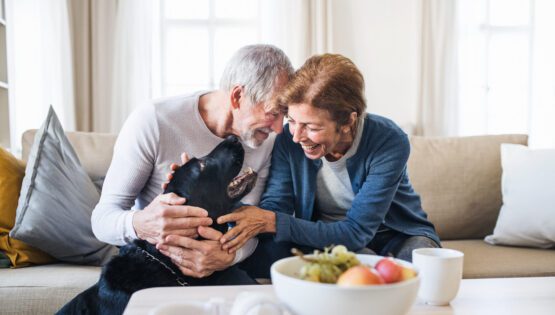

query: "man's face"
xmin=236 ymin=75 xmax=288 ymax=149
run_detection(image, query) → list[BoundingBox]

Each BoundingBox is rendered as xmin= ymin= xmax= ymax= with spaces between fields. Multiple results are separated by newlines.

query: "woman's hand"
xmin=217 ymin=206 xmax=277 ymax=253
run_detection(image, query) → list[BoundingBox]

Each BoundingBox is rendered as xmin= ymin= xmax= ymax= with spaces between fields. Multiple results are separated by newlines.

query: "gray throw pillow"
xmin=10 ymin=107 xmax=118 ymax=265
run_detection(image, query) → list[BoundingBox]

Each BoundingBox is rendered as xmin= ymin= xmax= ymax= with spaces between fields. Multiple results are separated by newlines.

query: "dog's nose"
xmin=226 ymin=135 xmax=240 ymax=143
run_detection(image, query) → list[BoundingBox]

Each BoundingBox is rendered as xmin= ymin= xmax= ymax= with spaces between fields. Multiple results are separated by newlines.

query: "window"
xmin=457 ymin=0 xmax=533 ymax=136
xmin=152 ymin=0 xmax=261 ymax=98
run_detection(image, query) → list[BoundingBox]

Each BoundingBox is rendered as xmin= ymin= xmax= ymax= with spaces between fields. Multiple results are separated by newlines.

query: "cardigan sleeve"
xmin=258 ymin=132 xmax=296 ymax=217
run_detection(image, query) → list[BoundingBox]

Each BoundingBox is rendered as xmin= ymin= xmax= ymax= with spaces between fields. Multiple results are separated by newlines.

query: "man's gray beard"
xmin=241 ymin=128 xmax=272 ymax=149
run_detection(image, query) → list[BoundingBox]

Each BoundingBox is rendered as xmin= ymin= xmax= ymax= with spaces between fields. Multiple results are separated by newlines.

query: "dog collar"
xmin=137 ymin=246 xmax=189 ymax=286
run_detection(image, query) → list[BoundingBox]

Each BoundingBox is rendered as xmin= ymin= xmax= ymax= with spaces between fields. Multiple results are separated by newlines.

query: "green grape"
xmin=331 ymin=245 xmax=348 ymax=255
xmin=300 ymin=263 xmax=323 ymax=282
xmin=296 ymin=245 xmax=361 ymax=283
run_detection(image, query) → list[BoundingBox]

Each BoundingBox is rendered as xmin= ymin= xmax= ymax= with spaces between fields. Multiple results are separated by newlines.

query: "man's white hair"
xmin=220 ymin=44 xmax=294 ymax=105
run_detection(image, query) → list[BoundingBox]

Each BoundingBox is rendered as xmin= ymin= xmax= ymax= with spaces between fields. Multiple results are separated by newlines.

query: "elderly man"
xmin=91 ymin=44 xmax=293 ymax=280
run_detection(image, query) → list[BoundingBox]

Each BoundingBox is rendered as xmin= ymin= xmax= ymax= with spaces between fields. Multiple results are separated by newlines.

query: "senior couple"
xmin=92 ymin=44 xmax=440 ymax=283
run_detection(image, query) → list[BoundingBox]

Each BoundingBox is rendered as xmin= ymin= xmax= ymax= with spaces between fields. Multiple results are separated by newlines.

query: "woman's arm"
xmin=217 ymin=132 xmax=296 ymax=251
xmin=275 ymin=133 xmax=411 ymax=250
xmin=219 ymin=130 xmax=411 ymax=252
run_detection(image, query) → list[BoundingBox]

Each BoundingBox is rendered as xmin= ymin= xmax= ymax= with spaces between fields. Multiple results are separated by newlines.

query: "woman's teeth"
xmin=301 ymin=144 xmax=319 ymax=151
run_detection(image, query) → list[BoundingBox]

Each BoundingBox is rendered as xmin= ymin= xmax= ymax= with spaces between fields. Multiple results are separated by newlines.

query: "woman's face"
xmin=287 ymin=103 xmax=355 ymax=161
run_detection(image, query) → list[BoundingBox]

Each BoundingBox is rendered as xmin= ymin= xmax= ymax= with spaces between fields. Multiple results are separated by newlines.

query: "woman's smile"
xmin=301 ymin=143 xmax=320 ymax=151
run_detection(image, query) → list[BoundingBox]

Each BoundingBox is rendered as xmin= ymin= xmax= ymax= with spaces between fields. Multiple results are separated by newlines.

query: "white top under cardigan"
xmin=315 ymin=118 xmax=365 ymax=222
xmin=91 ymin=92 xmax=274 ymax=263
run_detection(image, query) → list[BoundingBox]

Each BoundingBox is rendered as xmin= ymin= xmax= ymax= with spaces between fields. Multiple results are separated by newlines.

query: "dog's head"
xmin=164 ymin=135 xmax=258 ymax=224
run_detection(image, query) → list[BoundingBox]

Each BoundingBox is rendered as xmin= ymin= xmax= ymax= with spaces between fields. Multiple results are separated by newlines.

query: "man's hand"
xmin=132 ymin=193 xmax=212 ymax=245
xmin=157 ymin=226 xmax=235 ymax=278
xmin=161 ymin=153 xmax=189 ymax=191
xmin=217 ymin=206 xmax=276 ymax=253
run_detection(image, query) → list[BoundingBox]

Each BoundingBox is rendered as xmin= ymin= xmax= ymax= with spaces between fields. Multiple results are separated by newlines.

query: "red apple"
xmin=337 ymin=265 xmax=385 ymax=286
xmin=375 ymin=258 xmax=403 ymax=283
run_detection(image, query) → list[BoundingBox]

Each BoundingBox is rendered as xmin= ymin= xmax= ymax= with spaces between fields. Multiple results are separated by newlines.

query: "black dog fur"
xmin=57 ymin=135 xmax=258 ymax=315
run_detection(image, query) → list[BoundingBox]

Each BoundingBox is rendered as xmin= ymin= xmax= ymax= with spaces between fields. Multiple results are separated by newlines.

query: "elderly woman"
xmin=217 ymin=54 xmax=440 ymax=267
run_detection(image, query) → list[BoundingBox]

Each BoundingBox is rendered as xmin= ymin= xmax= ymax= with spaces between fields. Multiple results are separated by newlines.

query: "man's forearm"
xmin=91 ymin=205 xmax=138 ymax=246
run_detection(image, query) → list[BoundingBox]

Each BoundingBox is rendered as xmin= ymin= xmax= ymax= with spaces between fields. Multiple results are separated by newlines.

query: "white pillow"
xmin=485 ymin=144 xmax=555 ymax=248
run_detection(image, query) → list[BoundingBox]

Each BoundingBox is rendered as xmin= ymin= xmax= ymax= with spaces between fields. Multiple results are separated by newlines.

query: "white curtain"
xmin=259 ymin=0 xmax=333 ymax=68
xmin=109 ymin=0 xmax=154 ymax=133
xmin=416 ymin=0 xmax=458 ymax=137
xmin=8 ymin=0 xmax=75 ymax=153
xmin=528 ymin=0 xmax=555 ymax=148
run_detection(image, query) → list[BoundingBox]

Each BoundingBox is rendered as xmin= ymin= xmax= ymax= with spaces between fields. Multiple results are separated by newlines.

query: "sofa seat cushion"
xmin=443 ymin=240 xmax=555 ymax=279
xmin=0 ymin=264 xmax=101 ymax=315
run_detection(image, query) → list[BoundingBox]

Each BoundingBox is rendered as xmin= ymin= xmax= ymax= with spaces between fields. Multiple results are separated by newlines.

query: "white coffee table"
xmin=124 ymin=277 xmax=555 ymax=315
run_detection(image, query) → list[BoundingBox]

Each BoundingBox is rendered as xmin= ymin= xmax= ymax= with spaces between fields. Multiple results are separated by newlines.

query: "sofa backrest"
xmin=22 ymin=130 xmax=528 ymax=241
xmin=407 ymin=134 xmax=528 ymax=240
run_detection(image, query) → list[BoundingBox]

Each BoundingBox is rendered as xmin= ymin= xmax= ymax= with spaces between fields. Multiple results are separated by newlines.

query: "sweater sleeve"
xmin=91 ymin=104 xmax=258 ymax=265
xmin=91 ymin=105 xmax=159 ymax=246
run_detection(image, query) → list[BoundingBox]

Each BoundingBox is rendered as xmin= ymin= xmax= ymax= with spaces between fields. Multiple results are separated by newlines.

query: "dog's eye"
xmin=199 ymin=160 xmax=206 ymax=172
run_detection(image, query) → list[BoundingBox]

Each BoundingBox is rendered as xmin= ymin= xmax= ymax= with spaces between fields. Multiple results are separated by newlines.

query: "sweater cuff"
xmin=124 ymin=209 xmax=139 ymax=243
xmin=274 ymin=211 xmax=292 ymax=243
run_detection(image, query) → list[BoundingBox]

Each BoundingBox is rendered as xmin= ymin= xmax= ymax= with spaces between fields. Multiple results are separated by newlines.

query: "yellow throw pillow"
xmin=0 ymin=147 xmax=55 ymax=267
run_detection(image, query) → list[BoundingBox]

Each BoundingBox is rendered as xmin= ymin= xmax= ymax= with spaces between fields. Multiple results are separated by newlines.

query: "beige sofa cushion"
xmin=443 ymin=240 xmax=555 ymax=278
xmin=22 ymin=130 xmax=117 ymax=186
xmin=408 ymin=134 xmax=528 ymax=240
xmin=0 ymin=264 xmax=101 ymax=315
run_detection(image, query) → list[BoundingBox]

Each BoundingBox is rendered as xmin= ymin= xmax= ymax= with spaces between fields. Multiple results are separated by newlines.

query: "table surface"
xmin=124 ymin=276 xmax=555 ymax=315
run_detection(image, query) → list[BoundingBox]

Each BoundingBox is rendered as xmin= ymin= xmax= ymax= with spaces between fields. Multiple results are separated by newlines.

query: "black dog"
xmin=57 ymin=135 xmax=258 ymax=315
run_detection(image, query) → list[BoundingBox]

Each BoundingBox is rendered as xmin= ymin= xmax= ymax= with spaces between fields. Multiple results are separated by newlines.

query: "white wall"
xmin=329 ymin=0 xmax=420 ymax=132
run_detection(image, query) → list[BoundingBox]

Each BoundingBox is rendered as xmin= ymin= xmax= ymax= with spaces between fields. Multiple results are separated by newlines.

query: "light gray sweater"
xmin=91 ymin=92 xmax=275 ymax=263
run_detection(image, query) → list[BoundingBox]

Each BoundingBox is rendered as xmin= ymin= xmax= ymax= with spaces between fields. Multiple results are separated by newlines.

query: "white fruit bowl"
xmin=270 ymin=254 xmax=420 ymax=315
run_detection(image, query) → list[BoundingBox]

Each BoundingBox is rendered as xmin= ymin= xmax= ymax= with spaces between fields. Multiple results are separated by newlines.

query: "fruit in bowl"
xmin=337 ymin=265 xmax=385 ymax=286
xmin=296 ymin=245 xmax=360 ymax=283
xmin=375 ymin=257 xmax=403 ymax=283
xmin=271 ymin=246 xmax=420 ymax=315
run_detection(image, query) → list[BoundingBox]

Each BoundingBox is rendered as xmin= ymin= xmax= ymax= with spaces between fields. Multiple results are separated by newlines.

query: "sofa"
xmin=1 ymin=131 xmax=555 ymax=315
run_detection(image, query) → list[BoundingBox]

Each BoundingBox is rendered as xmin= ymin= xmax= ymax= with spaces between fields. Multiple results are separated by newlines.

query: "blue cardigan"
xmin=259 ymin=114 xmax=440 ymax=251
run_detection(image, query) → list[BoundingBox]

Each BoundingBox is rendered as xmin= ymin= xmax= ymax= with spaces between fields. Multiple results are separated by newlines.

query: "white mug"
xmin=412 ymin=248 xmax=464 ymax=306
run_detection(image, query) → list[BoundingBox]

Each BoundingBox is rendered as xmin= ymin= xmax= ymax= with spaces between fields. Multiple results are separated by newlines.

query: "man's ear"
xmin=230 ymin=86 xmax=243 ymax=110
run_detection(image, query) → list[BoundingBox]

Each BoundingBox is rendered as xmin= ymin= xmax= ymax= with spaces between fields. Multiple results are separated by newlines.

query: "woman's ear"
xmin=349 ymin=112 xmax=358 ymax=126
xmin=341 ymin=112 xmax=358 ymax=134
xmin=230 ymin=86 xmax=243 ymax=109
